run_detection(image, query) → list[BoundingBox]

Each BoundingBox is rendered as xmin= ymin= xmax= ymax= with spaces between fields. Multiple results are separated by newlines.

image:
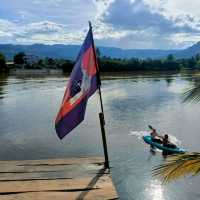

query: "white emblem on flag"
xmin=69 ymin=68 xmax=91 ymax=105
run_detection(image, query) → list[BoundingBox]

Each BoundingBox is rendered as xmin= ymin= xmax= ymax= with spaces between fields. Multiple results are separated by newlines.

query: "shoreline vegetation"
xmin=1 ymin=50 xmax=200 ymax=74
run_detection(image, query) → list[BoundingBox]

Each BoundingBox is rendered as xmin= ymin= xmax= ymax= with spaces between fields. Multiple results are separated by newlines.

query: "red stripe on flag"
xmin=55 ymin=92 xmax=88 ymax=124
xmin=82 ymin=46 xmax=97 ymax=76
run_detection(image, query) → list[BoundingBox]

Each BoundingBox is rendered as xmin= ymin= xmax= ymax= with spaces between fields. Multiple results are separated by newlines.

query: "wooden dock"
xmin=0 ymin=157 xmax=118 ymax=200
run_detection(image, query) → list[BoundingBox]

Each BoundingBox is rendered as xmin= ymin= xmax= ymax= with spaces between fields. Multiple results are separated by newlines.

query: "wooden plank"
xmin=0 ymin=186 xmax=118 ymax=200
xmin=0 ymin=169 xmax=107 ymax=181
xmin=0 ymin=176 xmax=118 ymax=199
xmin=0 ymin=157 xmax=104 ymax=166
xmin=0 ymin=176 xmax=104 ymax=193
xmin=0 ymin=157 xmax=118 ymax=200
xmin=0 ymin=163 xmax=102 ymax=173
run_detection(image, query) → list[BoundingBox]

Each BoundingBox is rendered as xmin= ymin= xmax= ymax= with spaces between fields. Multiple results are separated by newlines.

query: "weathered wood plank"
xmin=0 ymin=157 xmax=104 ymax=166
xmin=0 ymin=169 xmax=107 ymax=181
xmin=0 ymin=157 xmax=118 ymax=200
xmin=0 ymin=187 xmax=118 ymax=200
xmin=0 ymin=163 xmax=102 ymax=173
xmin=0 ymin=177 xmax=101 ymax=193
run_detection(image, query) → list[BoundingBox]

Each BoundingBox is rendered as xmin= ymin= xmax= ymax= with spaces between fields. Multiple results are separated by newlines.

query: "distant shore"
xmin=9 ymin=68 xmax=63 ymax=75
xmin=2 ymin=68 xmax=200 ymax=75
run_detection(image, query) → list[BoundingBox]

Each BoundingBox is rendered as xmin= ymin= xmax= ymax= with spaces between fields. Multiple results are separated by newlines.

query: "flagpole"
xmin=89 ymin=21 xmax=110 ymax=169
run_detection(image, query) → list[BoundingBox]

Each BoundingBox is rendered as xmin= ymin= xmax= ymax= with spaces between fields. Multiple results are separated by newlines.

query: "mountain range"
xmin=1 ymin=42 xmax=200 ymax=60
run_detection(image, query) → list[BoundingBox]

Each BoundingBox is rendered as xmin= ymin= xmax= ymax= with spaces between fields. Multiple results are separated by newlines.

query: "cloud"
xmin=103 ymin=0 xmax=195 ymax=34
xmin=96 ymin=0 xmax=200 ymax=49
xmin=96 ymin=29 xmax=176 ymax=49
xmin=0 ymin=0 xmax=129 ymax=45
xmin=0 ymin=0 xmax=97 ymax=28
xmin=33 ymin=0 xmax=63 ymax=6
xmin=0 ymin=18 xmax=87 ymax=44
xmin=0 ymin=19 xmax=16 ymax=32
xmin=24 ymin=21 xmax=65 ymax=35
xmin=0 ymin=19 xmax=17 ymax=40
xmin=0 ymin=0 xmax=200 ymax=48
xmin=144 ymin=0 xmax=200 ymax=31
xmin=145 ymin=0 xmax=200 ymax=19
xmin=0 ymin=0 xmax=100 ymax=44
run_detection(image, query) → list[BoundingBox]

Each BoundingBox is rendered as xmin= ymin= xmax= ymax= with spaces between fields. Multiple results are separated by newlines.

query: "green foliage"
xmin=60 ymin=60 xmax=74 ymax=72
xmin=96 ymin=47 xmax=101 ymax=58
xmin=99 ymin=56 xmax=181 ymax=71
xmin=46 ymin=58 xmax=55 ymax=66
xmin=166 ymin=54 xmax=175 ymax=61
xmin=153 ymin=153 xmax=200 ymax=183
xmin=0 ymin=52 xmax=7 ymax=72
xmin=14 ymin=52 xmax=25 ymax=65
xmin=10 ymin=51 xmax=200 ymax=72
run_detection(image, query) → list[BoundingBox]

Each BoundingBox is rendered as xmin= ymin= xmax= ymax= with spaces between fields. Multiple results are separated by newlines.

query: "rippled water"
xmin=0 ymin=72 xmax=200 ymax=200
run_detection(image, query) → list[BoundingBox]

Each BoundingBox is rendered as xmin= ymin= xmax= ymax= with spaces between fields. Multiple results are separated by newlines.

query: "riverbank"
xmin=9 ymin=69 xmax=63 ymax=75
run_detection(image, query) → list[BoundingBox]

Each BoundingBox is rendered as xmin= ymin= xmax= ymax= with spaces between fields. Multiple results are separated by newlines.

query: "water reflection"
xmin=105 ymin=79 xmax=176 ymax=122
xmin=165 ymin=78 xmax=173 ymax=87
xmin=145 ymin=179 xmax=165 ymax=200
xmin=0 ymin=73 xmax=8 ymax=99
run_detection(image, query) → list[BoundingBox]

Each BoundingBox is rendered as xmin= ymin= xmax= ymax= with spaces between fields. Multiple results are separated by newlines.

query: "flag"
xmin=55 ymin=27 xmax=99 ymax=139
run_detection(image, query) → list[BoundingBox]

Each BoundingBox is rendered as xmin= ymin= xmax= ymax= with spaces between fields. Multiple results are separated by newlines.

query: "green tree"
xmin=60 ymin=60 xmax=74 ymax=72
xmin=14 ymin=52 xmax=25 ymax=65
xmin=47 ymin=58 xmax=55 ymax=66
xmin=38 ymin=59 xmax=44 ymax=66
xmin=195 ymin=60 xmax=200 ymax=69
xmin=0 ymin=53 xmax=7 ymax=71
xmin=96 ymin=48 xmax=101 ymax=58
xmin=166 ymin=54 xmax=175 ymax=61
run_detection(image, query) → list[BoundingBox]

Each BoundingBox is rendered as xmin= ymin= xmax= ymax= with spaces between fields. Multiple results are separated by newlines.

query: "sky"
xmin=1 ymin=0 xmax=200 ymax=49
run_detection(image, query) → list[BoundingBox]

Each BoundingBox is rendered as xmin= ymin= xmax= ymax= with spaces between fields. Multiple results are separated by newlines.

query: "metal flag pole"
xmin=89 ymin=21 xmax=110 ymax=169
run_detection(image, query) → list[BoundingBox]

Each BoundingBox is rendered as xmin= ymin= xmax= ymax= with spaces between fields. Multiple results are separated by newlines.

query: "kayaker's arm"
xmin=157 ymin=135 xmax=164 ymax=140
xmin=148 ymin=125 xmax=163 ymax=139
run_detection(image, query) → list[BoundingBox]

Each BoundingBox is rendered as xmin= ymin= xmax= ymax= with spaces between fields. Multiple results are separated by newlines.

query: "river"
xmin=0 ymin=72 xmax=200 ymax=200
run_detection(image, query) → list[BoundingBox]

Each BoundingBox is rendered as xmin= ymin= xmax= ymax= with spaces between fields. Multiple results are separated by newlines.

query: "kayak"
xmin=143 ymin=135 xmax=186 ymax=154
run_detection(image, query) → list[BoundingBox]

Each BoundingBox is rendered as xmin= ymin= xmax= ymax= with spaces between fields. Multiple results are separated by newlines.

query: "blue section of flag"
xmin=55 ymin=27 xmax=98 ymax=139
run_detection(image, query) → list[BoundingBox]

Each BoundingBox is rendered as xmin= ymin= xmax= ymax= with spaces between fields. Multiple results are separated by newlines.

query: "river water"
xmin=0 ymin=72 xmax=200 ymax=200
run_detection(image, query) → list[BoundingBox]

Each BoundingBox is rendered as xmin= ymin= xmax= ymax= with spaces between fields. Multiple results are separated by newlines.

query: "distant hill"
xmin=0 ymin=42 xmax=200 ymax=60
xmin=0 ymin=44 xmax=79 ymax=60
xmin=174 ymin=42 xmax=200 ymax=58
xmin=99 ymin=47 xmax=179 ymax=60
xmin=0 ymin=44 xmax=179 ymax=60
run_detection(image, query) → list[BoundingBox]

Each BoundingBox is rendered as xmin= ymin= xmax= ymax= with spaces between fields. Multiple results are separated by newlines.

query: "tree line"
xmin=1 ymin=51 xmax=200 ymax=72
xmin=0 ymin=53 xmax=7 ymax=72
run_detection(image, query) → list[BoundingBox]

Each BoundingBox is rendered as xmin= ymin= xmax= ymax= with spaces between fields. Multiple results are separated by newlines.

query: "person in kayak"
xmin=162 ymin=134 xmax=177 ymax=156
xmin=148 ymin=125 xmax=163 ymax=143
xmin=163 ymin=134 xmax=177 ymax=148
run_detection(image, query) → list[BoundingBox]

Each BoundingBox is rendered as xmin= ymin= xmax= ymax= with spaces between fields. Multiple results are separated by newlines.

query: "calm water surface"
xmin=0 ymin=72 xmax=200 ymax=200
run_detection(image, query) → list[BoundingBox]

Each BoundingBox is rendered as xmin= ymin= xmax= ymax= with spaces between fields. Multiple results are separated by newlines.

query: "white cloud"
xmin=0 ymin=18 xmax=86 ymax=44
xmin=0 ymin=19 xmax=16 ymax=32
xmin=93 ymin=20 xmax=131 ymax=40
xmin=99 ymin=0 xmax=200 ymax=48
xmin=0 ymin=19 xmax=17 ymax=39
xmin=144 ymin=0 xmax=200 ymax=30
xmin=33 ymin=0 xmax=63 ymax=6
xmin=151 ymin=0 xmax=200 ymax=17
xmin=27 ymin=31 xmax=85 ymax=44
xmin=1 ymin=0 xmax=200 ymax=48
xmin=170 ymin=33 xmax=200 ymax=47
xmin=92 ymin=0 xmax=115 ymax=18
xmin=24 ymin=21 xmax=65 ymax=35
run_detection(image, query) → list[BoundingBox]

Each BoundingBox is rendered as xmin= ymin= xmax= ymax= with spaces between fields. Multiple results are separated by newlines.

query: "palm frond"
xmin=153 ymin=153 xmax=200 ymax=183
xmin=183 ymin=84 xmax=200 ymax=103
